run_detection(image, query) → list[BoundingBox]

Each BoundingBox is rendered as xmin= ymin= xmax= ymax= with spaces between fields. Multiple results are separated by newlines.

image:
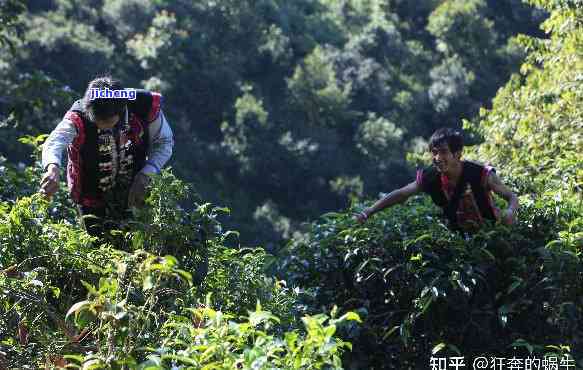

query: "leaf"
xmin=510 ymin=339 xmax=534 ymax=354
xmin=481 ymin=248 xmax=496 ymax=261
xmin=143 ymin=275 xmax=154 ymax=291
xmin=139 ymin=363 xmax=163 ymax=370
xmin=175 ymin=269 xmax=193 ymax=283
xmin=383 ymin=264 xmax=403 ymax=279
xmin=432 ymin=342 xmax=446 ymax=355
xmin=355 ymin=259 xmax=370 ymax=274
xmin=324 ymin=325 xmax=336 ymax=337
xmin=448 ymin=344 xmax=462 ymax=356
xmin=420 ymin=295 xmax=434 ymax=315
xmin=414 ymin=233 xmax=432 ymax=244
xmin=223 ymin=230 xmax=240 ymax=240
xmin=322 ymin=212 xmax=342 ymax=219
xmin=161 ymin=354 xmax=197 ymax=365
xmin=214 ymin=206 xmax=231 ymax=215
xmin=339 ymin=312 xmax=361 ymax=323
xmin=507 ymin=278 xmax=523 ymax=294
xmin=66 ymin=301 xmax=92 ymax=320
xmin=63 ymin=354 xmax=84 ymax=363
xmin=248 ymin=310 xmax=280 ymax=326
xmin=545 ymin=239 xmax=563 ymax=249
xmin=80 ymin=280 xmax=98 ymax=296
xmin=400 ymin=321 xmax=410 ymax=347
xmin=29 ymin=279 xmax=43 ymax=287
xmin=50 ymin=286 xmax=61 ymax=299
xmin=82 ymin=359 xmax=103 ymax=370
xmin=405 ymin=233 xmax=432 ymax=248
xmin=545 ymin=345 xmax=563 ymax=350
xmin=285 ymin=332 xmax=298 ymax=350
xmin=163 ymin=255 xmax=178 ymax=267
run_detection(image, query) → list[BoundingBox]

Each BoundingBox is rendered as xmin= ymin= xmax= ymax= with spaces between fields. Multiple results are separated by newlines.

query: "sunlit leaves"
xmin=288 ymin=45 xmax=352 ymax=128
xmin=355 ymin=113 xmax=403 ymax=159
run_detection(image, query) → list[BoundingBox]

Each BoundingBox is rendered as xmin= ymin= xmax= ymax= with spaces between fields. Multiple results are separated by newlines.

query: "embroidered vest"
xmin=65 ymin=90 xmax=162 ymax=207
xmin=419 ymin=161 xmax=497 ymax=228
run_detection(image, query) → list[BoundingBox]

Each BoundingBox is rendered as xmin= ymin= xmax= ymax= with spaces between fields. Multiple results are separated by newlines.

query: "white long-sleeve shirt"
xmin=42 ymin=108 xmax=174 ymax=175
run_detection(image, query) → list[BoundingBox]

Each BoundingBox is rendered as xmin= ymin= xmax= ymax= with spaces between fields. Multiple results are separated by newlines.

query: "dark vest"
xmin=419 ymin=161 xmax=497 ymax=227
xmin=65 ymin=90 xmax=162 ymax=207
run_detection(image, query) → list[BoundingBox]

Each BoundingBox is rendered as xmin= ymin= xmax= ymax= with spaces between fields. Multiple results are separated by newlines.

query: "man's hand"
xmin=128 ymin=173 xmax=151 ymax=208
xmin=39 ymin=164 xmax=60 ymax=199
xmin=354 ymin=209 xmax=371 ymax=224
xmin=488 ymin=172 xmax=519 ymax=226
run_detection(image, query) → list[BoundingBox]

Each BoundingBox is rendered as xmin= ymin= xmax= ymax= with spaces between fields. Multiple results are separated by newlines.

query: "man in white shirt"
xmin=39 ymin=76 xmax=174 ymax=237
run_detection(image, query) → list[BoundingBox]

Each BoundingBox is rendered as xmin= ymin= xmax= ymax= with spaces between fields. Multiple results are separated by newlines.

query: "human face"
xmin=431 ymin=143 xmax=460 ymax=173
xmin=95 ymin=114 xmax=120 ymax=129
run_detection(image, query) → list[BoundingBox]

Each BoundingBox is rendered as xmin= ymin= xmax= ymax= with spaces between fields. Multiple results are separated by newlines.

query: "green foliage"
xmin=0 ymin=0 xmax=25 ymax=51
xmin=428 ymin=55 xmax=475 ymax=114
xmin=2 ymin=1 xmax=577 ymax=367
xmin=288 ymin=46 xmax=354 ymax=128
xmin=108 ymin=302 xmax=358 ymax=369
xmin=277 ymin=1 xmax=583 ymax=368
xmin=0 ymin=169 xmax=357 ymax=368
xmin=0 ymin=194 xmax=100 ymax=367
xmin=0 ymin=0 xmax=545 ymax=247
xmin=426 ymin=0 xmax=527 ymax=124
xmin=278 ymin=197 xmax=582 ymax=368
xmin=356 ymin=113 xmax=403 ymax=160
xmin=0 ymin=72 xmax=77 ymax=164
xmin=427 ymin=0 xmax=497 ymax=60
xmin=468 ymin=1 xmax=582 ymax=198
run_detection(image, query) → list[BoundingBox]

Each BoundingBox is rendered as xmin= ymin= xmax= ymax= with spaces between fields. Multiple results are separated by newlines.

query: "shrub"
xmin=0 ymin=170 xmax=357 ymax=368
xmin=277 ymin=196 xmax=582 ymax=368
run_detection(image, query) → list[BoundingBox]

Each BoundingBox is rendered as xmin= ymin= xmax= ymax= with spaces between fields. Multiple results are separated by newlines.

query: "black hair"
xmin=83 ymin=76 xmax=127 ymax=121
xmin=428 ymin=127 xmax=464 ymax=153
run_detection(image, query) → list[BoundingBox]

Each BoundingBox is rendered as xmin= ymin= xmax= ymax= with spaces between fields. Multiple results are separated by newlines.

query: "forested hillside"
xmin=0 ymin=0 xmax=581 ymax=369
xmin=0 ymin=0 xmax=545 ymax=246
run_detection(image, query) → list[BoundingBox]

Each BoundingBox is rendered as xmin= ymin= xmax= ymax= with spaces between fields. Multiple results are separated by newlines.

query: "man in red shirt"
xmin=356 ymin=128 xmax=518 ymax=231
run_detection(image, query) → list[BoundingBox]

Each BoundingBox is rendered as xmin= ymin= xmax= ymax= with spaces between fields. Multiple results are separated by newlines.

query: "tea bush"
xmin=0 ymin=165 xmax=358 ymax=369
xmin=278 ymin=196 xmax=581 ymax=368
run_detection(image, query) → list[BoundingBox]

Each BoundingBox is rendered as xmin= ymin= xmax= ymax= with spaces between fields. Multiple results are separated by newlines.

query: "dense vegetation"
xmin=0 ymin=160 xmax=360 ymax=368
xmin=277 ymin=0 xmax=582 ymax=367
xmin=0 ymin=0 xmax=546 ymax=246
xmin=0 ymin=0 xmax=581 ymax=369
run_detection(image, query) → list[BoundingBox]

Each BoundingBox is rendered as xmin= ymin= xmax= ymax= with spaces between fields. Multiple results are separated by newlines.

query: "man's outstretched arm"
xmin=356 ymin=181 xmax=421 ymax=223
xmin=487 ymin=172 xmax=519 ymax=225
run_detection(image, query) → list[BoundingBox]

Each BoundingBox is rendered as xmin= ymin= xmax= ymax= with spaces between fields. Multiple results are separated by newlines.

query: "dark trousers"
xmin=77 ymin=205 xmax=132 ymax=242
